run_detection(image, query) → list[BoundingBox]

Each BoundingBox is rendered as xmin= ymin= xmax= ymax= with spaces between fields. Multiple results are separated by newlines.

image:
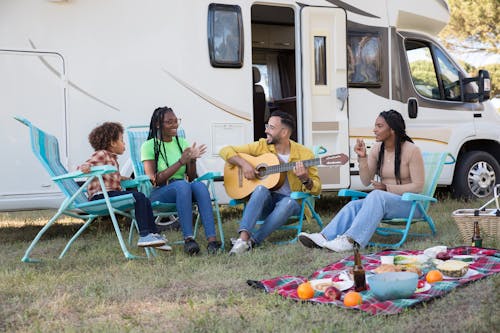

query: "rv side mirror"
xmin=478 ymin=70 xmax=491 ymax=102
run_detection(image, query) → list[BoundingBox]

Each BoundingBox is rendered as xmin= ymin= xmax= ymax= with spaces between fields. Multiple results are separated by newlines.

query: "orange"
xmin=297 ymin=282 xmax=314 ymax=299
xmin=426 ymin=270 xmax=443 ymax=283
xmin=343 ymin=291 xmax=363 ymax=307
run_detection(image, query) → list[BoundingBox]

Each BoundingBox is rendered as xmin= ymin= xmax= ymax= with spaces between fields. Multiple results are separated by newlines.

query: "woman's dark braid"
xmin=376 ymin=110 xmax=414 ymax=184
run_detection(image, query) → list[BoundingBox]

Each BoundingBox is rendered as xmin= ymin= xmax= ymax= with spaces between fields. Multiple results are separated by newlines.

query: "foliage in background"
xmin=439 ymin=0 xmax=499 ymax=54
xmin=438 ymin=0 xmax=499 ymax=96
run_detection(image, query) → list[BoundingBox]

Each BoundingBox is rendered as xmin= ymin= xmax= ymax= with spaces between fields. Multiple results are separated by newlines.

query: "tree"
xmin=439 ymin=0 xmax=499 ymax=54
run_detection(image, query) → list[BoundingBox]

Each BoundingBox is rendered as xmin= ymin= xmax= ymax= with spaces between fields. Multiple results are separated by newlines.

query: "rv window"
xmin=406 ymin=40 xmax=464 ymax=101
xmin=208 ymin=4 xmax=243 ymax=68
xmin=314 ymin=36 xmax=327 ymax=85
xmin=406 ymin=43 xmax=440 ymax=99
xmin=347 ymin=32 xmax=381 ymax=86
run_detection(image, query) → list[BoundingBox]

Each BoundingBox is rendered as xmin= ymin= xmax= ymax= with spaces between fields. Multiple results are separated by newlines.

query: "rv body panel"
xmin=1 ymin=0 xmax=498 ymax=210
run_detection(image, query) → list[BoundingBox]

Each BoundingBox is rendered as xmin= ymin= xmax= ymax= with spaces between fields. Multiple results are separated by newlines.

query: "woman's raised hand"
xmin=354 ymin=138 xmax=367 ymax=158
xmin=189 ymin=142 xmax=207 ymax=159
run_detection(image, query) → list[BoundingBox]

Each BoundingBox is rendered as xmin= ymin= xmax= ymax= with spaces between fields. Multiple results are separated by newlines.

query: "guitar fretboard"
xmin=264 ymin=158 xmax=321 ymax=175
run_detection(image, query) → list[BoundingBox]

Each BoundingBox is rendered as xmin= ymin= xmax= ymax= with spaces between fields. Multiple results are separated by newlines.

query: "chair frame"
xmin=338 ymin=152 xmax=454 ymax=248
xmin=16 ymin=116 xmax=149 ymax=262
xmin=126 ymin=125 xmax=225 ymax=250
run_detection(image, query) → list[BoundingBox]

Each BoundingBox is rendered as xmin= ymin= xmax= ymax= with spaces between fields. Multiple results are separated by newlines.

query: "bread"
xmin=373 ymin=264 xmax=398 ymax=273
xmin=373 ymin=264 xmax=422 ymax=276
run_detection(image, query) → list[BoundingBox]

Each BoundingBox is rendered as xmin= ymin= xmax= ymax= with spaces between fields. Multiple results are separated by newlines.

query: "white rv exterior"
xmin=1 ymin=0 xmax=498 ymax=210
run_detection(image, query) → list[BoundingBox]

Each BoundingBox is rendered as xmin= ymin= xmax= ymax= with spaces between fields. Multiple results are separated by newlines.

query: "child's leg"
xmin=129 ymin=191 xmax=158 ymax=236
xmin=96 ymin=190 xmax=156 ymax=237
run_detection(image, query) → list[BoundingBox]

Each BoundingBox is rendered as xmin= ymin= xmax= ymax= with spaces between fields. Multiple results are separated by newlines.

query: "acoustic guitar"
xmin=223 ymin=152 xmax=348 ymax=199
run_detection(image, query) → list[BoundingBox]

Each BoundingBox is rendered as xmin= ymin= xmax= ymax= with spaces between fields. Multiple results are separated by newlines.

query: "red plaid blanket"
xmin=252 ymin=246 xmax=500 ymax=315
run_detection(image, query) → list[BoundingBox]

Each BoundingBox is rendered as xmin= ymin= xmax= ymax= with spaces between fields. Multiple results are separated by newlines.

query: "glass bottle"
xmin=353 ymin=243 xmax=367 ymax=292
xmin=471 ymin=221 xmax=483 ymax=247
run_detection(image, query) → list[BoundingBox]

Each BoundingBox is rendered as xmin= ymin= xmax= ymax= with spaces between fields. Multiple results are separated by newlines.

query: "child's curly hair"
xmin=88 ymin=122 xmax=124 ymax=151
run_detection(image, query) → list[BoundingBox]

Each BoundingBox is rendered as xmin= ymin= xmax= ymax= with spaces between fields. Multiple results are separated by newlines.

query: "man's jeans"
xmin=239 ymin=185 xmax=300 ymax=244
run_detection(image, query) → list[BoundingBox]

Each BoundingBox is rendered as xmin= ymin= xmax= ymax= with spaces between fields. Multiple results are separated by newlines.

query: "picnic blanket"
xmin=249 ymin=246 xmax=500 ymax=315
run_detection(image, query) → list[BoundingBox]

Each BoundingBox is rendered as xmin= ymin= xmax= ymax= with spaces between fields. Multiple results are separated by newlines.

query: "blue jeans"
xmin=320 ymin=190 xmax=422 ymax=248
xmin=239 ymin=185 xmax=300 ymax=244
xmin=91 ymin=190 xmax=157 ymax=237
xmin=150 ymin=180 xmax=216 ymax=240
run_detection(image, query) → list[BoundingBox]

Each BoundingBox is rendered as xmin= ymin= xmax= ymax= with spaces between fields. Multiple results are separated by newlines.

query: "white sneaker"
xmin=298 ymin=232 xmax=326 ymax=248
xmin=229 ymin=238 xmax=251 ymax=255
xmin=324 ymin=235 xmax=354 ymax=252
xmin=155 ymin=244 xmax=173 ymax=251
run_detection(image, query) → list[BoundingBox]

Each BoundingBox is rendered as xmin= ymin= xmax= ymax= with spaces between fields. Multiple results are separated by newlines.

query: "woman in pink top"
xmin=299 ymin=110 xmax=425 ymax=251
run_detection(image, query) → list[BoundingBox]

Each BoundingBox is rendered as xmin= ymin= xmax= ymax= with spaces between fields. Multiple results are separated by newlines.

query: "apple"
xmin=436 ymin=252 xmax=451 ymax=260
xmin=417 ymin=280 xmax=426 ymax=289
xmin=324 ymin=286 xmax=342 ymax=301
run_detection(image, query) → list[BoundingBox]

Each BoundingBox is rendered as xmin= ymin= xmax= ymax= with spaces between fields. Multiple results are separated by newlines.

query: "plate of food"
xmin=414 ymin=281 xmax=431 ymax=293
xmin=310 ymin=276 xmax=354 ymax=292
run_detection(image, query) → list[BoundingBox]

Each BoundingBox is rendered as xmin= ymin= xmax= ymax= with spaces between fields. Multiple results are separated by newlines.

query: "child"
xmin=78 ymin=122 xmax=171 ymax=251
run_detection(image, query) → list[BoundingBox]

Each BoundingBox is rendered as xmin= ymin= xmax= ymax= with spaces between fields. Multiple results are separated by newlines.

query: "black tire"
xmin=452 ymin=151 xmax=500 ymax=199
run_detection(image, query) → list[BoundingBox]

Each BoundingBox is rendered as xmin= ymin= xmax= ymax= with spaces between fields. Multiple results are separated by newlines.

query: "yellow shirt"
xmin=219 ymin=138 xmax=321 ymax=195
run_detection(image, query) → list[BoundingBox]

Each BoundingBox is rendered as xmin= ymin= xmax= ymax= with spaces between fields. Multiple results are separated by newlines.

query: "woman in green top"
xmin=141 ymin=107 xmax=220 ymax=255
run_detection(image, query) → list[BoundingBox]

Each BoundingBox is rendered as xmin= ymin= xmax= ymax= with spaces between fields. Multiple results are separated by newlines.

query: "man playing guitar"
xmin=219 ymin=110 xmax=348 ymax=255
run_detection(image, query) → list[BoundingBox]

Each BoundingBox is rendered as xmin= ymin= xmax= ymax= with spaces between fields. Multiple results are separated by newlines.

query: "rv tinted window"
xmin=406 ymin=43 xmax=440 ymax=99
xmin=347 ymin=32 xmax=381 ymax=86
xmin=405 ymin=40 xmax=465 ymax=101
xmin=434 ymin=47 xmax=461 ymax=101
xmin=208 ymin=4 xmax=243 ymax=68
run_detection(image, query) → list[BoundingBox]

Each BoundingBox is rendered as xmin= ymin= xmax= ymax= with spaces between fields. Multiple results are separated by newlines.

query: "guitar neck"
xmin=264 ymin=158 xmax=321 ymax=175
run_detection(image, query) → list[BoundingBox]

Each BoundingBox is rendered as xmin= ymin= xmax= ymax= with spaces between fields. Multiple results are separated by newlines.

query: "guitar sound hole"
xmin=256 ymin=166 xmax=267 ymax=179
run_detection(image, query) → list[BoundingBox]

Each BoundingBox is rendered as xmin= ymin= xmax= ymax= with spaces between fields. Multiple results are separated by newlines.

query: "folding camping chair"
xmin=126 ymin=125 xmax=225 ymax=250
xmin=229 ymin=146 xmax=327 ymax=245
xmin=338 ymin=151 xmax=454 ymax=248
xmin=15 ymin=116 xmax=149 ymax=262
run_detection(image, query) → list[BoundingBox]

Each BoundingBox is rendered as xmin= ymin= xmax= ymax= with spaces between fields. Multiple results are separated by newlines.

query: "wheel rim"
xmin=467 ymin=161 xmax=496 ymax=197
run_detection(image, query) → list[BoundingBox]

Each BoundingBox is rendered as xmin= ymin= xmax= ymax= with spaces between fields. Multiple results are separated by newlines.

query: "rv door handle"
xmin=408 ymin=98 xmax=418 ymax=118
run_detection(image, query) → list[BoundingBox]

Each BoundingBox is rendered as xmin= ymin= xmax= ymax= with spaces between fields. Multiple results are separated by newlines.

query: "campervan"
xmin=1 ymin=0 xmax=498 ymax=210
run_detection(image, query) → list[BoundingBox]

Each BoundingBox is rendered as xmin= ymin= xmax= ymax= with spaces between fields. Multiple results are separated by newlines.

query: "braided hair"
xmin=147 ymin=106 xmax=184 ymax=185
xmin=376 ymin=109 xmax=413 ymax=184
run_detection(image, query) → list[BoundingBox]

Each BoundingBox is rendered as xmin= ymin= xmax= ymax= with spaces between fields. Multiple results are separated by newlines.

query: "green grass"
xmin=1 ymin=193 xmax=499 ymax=332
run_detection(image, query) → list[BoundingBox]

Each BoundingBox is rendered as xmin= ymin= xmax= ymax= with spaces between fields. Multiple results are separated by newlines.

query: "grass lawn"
xmin=0 ymin=192 xmax=499 ymax=332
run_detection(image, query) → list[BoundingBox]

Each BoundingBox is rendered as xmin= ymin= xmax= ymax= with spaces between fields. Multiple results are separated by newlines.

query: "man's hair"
xmin=88 ymin=122 xmax=124 ymax=151
xmin=269 ymin=110 xmax=296 ymax=132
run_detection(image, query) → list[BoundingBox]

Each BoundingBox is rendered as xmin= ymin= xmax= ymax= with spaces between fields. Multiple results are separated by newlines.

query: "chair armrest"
xmin=338 ymin=189 xmax=368 ymax=199
xmin=290 ymin=192 xmax=313 ymax=200
xmin=52 ymin=165 xmax=117 ymax=181
xmin=121 ymin=175 xmax=150 ymax=188
xmin=401 ymin=192 xmax=437 ymax=203
xmin=229 ymin=199 xmax=245 ymax=207
xmin=194 ymin=171 xmax=222 ymax=182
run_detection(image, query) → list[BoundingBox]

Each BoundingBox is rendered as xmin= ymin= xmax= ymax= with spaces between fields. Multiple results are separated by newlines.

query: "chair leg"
xmin=21 ymin=210 xmax=65 ymax=263
xmin=213 ymin=200 xmax=225 ymax=250
xmin=59 ymin=215 xmax=98 ymax=258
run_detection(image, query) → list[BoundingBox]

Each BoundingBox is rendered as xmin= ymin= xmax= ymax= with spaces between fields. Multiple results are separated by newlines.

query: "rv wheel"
xmin=452 ymin=151 xmax=500 ymax=199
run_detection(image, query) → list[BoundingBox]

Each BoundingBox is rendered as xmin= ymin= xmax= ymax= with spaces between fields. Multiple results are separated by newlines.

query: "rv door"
xmin=300 ymin=7 xmax=349 ymax=189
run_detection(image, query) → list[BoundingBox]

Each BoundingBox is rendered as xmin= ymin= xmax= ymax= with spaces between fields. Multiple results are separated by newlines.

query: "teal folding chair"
xmin=15 ymin=116 xmax=149 ymax=262
xmin=338 ymin=152 xmax=455 ymax=248
xmin=126 ymin=125 xmax=225 ymax=250
xmin=229 ymin=146 xmax=326 ymax=245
